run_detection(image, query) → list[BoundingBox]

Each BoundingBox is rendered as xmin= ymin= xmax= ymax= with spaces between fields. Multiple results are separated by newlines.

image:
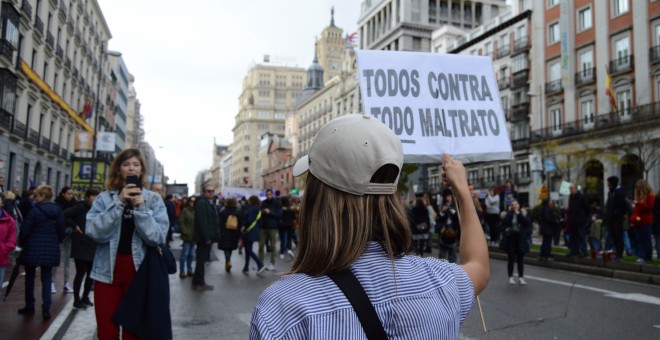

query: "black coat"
xmin=112 ymin=245 xmax=172 ymax=339
xmin=605 ymin=187 xmax=630 ymax=224
xmin=411 ymin=205 xmax=431 ymax=235
xmin=499 ymin=211 xmax=532 ymax=254
xmin=539 ymin=204 xmax=559 ymax=236
xmin=20 ymin=201 xmax=65 ymax=267
xmin=652 ymin=194 xmax=660 ymax=236
xmin=217 ymin=207 xmax=241 ymax=251
xmin=64 ymin=201 xmax=96 ymax=262
xmin=567 ymin=192 xmax=590 ymax=229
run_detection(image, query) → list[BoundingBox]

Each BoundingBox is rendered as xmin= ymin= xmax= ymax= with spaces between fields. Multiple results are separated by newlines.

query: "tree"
xmin=612 ymin=129 xmax=660 ymax=179
xmin=397 ymin=163 xmax=420 ymax=194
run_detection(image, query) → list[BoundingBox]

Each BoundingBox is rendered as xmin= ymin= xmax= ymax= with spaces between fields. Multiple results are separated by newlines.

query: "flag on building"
xmin=345 ymin=32 xmax=357 ymax=45
xmin=605 ymin=66 xmax=617 ymax=111
xmin=79 ymin=96 xmax=93 ymax=119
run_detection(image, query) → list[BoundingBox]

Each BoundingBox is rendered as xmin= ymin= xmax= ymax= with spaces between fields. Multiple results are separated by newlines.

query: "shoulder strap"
xmin=327 ymin=268 xmax=388 ymax=340
xmin=245 ymin=211 xmax=261 ymax=233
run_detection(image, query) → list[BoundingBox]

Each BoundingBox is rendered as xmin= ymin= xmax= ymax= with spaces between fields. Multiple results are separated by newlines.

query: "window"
xmin=499 ymin=166 xmax=511 ymax=180
xmin=516 ymin=162 xmax=530 ymax=177
xmin=578 ymin=7 xmax=592 ymax=31
xmin=501 ymin=96 xmax=509 ymax=118
xmin=578 ymin=49 xmax=593 ymax=74
xmin=548 ymin=22 xmax=559 ymax=44
xmin=616 ymin=89 xmax=631 ymax=117
xmin=549 ymin=62 xmax=561 ymax=81
xmin=516 ymin=25 xmax=526 ymax=39
xmin=614 ymin=36 xmax=630 ymax=61
xmin=613 ymin=0 xmax=629 ymax=16
xmin=512 ymin=54 xmax=527 ymax=73
xmin=468 ymin=170 xmax=479 ymax=184
xmin=581 ymin=99 xmax=594 ymax=127
xmin=550 ymin=108 xmax=562 ymax=132
xmin=484 ymin=168 xmax=495 ymax=182
xmin=258 ymin=123 xmax=268 ymax=129
xmin=1 ymin=5 xmax=20 ymax=48
xmin=274 ymin=112 xmax=285 ymax=119
xmin=547 ymin=0 xmax=559 ymax=7
xmin=484 ymin=42 xmax=492 ymax=56
xmin=258 ymin=111 xmax=269 ymax=118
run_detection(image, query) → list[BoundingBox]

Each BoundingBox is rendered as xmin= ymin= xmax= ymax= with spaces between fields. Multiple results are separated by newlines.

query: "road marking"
xmin=526 ymin=275 xmax=660 ymax=306
xmin=654 ymin=325 xmax=660 ymax=329
xmin=2 ymin=281 xmax=7 ymax=289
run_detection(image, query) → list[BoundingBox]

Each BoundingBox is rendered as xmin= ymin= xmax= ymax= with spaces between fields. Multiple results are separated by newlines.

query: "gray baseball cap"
xmin=292 ymin=114 xmax=403 ymax=195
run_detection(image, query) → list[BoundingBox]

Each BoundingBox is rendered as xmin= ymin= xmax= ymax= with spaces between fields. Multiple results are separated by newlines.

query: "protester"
xmin=178 ymin=196 xmax=196 ymax=278
xmin=277 ymin=196 xmax=295 ymax=259
xmin=64 ymin=188 xmax=100 ymax=309
xmin=0 ymin=194 xmax=17 ymax=289
xmin=86 ymin=148 xmax=169 ymax=339
xmin=18 ymin=185 xmax=65 ymax=319
xmin=538 ymin=197 xmax=558 ymax=262
xmin=218 ymin=197 xmax=241 ymax=272
xmin=500 ymin=199 xmax=531 ymax=285
xmin=499 ymin=180 xmax=518 ymax=212
xmin=485 ymin=187 xmax=500 ymax=245
xmin=52 ymin=186 xmax=77 ymax=294
xmin=3 ymin=191 xmax=22 ymax=224
xmin=410 ymin=198 xmax=431 ymax=256
xmin=242 ymin=195 xmax=265 ymax=275
xmin=629 ymin=179 xmax=655 ymax=263
xmin=164 ymin=194 xmax=176 ymax=245
xmin=604 ymin=176 xmax=630 ymax=259
xmin=567 ymin=184 xmax=591 ymax=257
xmin=192 ymin=185 xmax=219 ymax=291
xmin=250 ymin=114 xmax=489 ymax=338
xmin=259 ymin=189 xmax=281 ymax=270
xmin=437 ymin=191 xmax=460 ymax=263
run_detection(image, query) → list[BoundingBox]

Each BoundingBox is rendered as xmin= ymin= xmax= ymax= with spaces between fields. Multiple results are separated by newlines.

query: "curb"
xmin=488 ymin=246 xmax=660 ymax=286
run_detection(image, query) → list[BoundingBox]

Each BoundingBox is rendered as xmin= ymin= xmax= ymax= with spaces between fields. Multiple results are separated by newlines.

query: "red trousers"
xmin=94 ymin=253 xmax=139 ymax=340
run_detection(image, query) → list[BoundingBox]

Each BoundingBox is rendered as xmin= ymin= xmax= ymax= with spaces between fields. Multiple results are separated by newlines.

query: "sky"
xmin=97 ymin=0 xmax=362 ymax=189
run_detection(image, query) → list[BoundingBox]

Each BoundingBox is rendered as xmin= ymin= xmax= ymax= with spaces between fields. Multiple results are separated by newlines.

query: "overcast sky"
xmin=98 ymin=1 xmax=361 ymax=190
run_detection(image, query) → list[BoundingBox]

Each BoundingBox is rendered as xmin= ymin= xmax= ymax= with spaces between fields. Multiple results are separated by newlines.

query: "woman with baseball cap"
xmin=250 ymin=114 xmax=490 ymax=339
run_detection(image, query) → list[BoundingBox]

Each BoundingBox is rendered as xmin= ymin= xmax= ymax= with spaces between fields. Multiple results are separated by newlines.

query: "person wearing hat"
xmin=249 ymin=114 xmax=490 ymax=338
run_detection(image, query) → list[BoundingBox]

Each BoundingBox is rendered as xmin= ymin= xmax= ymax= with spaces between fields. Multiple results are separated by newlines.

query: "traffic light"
xmin=244 ymin=177 xmax=249 ymax=184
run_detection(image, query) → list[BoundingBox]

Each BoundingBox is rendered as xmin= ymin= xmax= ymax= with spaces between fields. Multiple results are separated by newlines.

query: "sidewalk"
xmin=41 ymin=235 xmax=660 ymax=339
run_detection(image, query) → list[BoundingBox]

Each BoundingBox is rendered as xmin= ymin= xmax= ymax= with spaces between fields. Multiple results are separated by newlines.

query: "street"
xmin=3 ymin=239 xmax=659 ymax=339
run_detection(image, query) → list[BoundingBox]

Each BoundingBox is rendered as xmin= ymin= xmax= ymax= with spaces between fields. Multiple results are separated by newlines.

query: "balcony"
xmin=530 ymin=101 xmax=660 ymax=143
xmin=34 ymin=17 xmax=45 ymax=36
xmin=28 ymin=129 xmax=39 ymax=145
xmin=497 ymin=76 xmax=510 ymax=90
xmin=64 ymin=57 xmax=71 ymax=69
xmin=511 ymin=69 xmax=529 ymax=89
xmin=650 ymin=46 xmax=660 ymax=64
xmin=46 ymin=32 xmax=55 ymax=49
xmin=511 ymin=138 xmax=529 ymax=151
xmin=0 ymin=39 xmax=13 ymax=61
xmin=575 ymin=68 xmax=596 ymax=86
xmin=609 ymin=55 xmax=634 ymax=75
xmin=511 ymin=102 xmax=529 ymax=119
xmin=52 ymin=144 xmax=59 ymax=156
xmin=50 ymin=0 xmax=58 ymax=8
xmin=545 ymin=79 xmax=563 ymax=95
xmin=0 ymin=111 xmax=12 ymax=130
xmin=56 ymin=45 xmax=63 ymax=59
xmin=20 ymin=0 xmax=32 ymax=18
xmin=514 ymin=172 xmax=532 ymax=185
xmin=40 ymin=137 xmax=50 ymax=151
xmin=513 ymin=36 xmax=529 ymax=54
xmin=13 ymin=121 xmax=26 ymax=138
xmin=496 ymin=45 xmax=510 ymax=60
xmin=72 ymin=68 xmax=79 ymax=79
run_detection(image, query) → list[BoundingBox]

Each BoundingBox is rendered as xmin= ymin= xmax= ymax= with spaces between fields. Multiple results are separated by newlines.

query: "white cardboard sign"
xmin=356 ymin=50 xmax=512 ymax=163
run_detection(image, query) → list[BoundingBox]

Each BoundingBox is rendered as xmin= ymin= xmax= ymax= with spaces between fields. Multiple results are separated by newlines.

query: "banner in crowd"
xmin=356 ymin=50 xmax=512 ymax=163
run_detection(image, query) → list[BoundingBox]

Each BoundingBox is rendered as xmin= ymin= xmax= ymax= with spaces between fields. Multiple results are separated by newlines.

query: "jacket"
xmin=411 ymin=205 xmax=431 ymax=235
xmin=218 ymin=207 xmax=241 ymax=250
xmin=260 ymin=198 xmax=282 ymax=230
xmin=438 ymin=204 xmax=460 ymax=245
xmin=20 ymin=201 xmax=65 ymax=267
xmin=178 ymin=206 xmax=195 ymax=242
xmin=485 ymin=194 xmax=500 ymax=215
xmin=630 ymin=194 xmax=655 ymax=227
xmin=86 ymin=188 xmax=169 ymax=284
xmin=653 ymin=194 xmax=660 ymax=236
xmin=242 ymin=205 xmax=262 ymax=243
xmin=605 ymin=186 xmax=630 ymax=224
xmin=499 ymin=211 xmax=532 ymax=254
xmin=112 ymin=245 xmax=172 ymax=339
xmin=0 ymin=209 xmax=17 ymax=267
xmin=64 ymin=200 xmax=96 ymax=262
xmin=193 ymin=198 xmax=219 ymax=243
xmin=567 ymin=192 xmax=590 ymax=229
xmin=539 ymin=204 xmax=559 ymax=236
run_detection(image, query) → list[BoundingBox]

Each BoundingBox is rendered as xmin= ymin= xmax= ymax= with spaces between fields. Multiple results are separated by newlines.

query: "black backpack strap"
xmin=327 ymin=268 xmax=388 ymax=340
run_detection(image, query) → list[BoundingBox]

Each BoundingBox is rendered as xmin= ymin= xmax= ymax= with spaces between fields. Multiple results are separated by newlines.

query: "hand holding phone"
xmin=126 ymin=175 xmax=142 ymax=197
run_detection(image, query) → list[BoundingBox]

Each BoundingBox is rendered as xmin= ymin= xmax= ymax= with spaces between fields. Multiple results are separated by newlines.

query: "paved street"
xmin=3 ymin=237 xmax=660 ymax=339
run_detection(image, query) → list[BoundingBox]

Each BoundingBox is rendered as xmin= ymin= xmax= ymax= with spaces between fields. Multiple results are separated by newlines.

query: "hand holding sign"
xmin=441 ymin=154 xmax=468 ymax=191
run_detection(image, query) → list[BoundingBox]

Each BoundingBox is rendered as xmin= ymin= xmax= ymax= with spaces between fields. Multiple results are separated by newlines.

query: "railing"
xmin=511 ymin=69 xmax=529 ymax=89
xmin=530 ymin=101 xmax=660 ymax=143
xmin=61 ymin=148 xmax=68 ymax=159
xmin=575 ymin=68 xmax=596 ymax=86
xmin=21 ymin=0 xmax=32 ymax=18
xmin=56 ymin=45 xmax=63 ymax=59
xmin=511 ymin=102 xmax=529 ymax=119
xmin=545 ymin=79 xmax=563 ymax=94
xmin=64 ymin=57 xmax=71 ymax=69
xmin=72 ymin=68 xmax=78 ymax=78
xmin=40 ymin=137 xmax=50 ymax=151
xmin=50 ymin=0 xmax=58 ymax=8
xmin=496 ymin=45 xmax=510 ymax=59
xmin=0 ymin=111 xmax=12 ymax=129
xmin=511 ymin=138 xmax=529 ymax=150
xmin=513 ymin=36 xmax=529 ymax=54
xmin=46 ymin=32 xmax=55 ymax=49
xmin=52 ymin=144 xmax=59 ymax=156
xmin=498 ymin=76 xmax=510 ymax=90
xmin=59 ymin=2 xmax=68 ymax=17
xmin=0 ymin=39 xmax=13 ymax=61
xmin=28 ymin=129 xmax=39 ymax=145
xmin=650 ymin=46 xmax=660 ymax=64
xmin=514 ymin=172 xmax=532 ymax=185
xmin=609 ymin=55 xmax=634 ymax=75
xmin=34 ymin=17 xmax=45 ymax=36
xmin=13 ymin=121 xmax=26 ymax=138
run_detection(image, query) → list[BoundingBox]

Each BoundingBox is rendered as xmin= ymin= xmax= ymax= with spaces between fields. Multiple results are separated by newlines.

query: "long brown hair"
xmin=106 ymin=148 xmax=148 ymax=190
xmin=291 ymin=168 xmax=411 ymax=276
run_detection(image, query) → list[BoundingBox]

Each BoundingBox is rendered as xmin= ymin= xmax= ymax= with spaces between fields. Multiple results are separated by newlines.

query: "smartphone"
xmin=126 ymin=175 xmax=141 ymax=196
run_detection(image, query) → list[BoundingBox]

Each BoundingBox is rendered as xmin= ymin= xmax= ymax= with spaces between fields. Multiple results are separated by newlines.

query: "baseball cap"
xmin=292 ymin=114 xmax=403 ymax=195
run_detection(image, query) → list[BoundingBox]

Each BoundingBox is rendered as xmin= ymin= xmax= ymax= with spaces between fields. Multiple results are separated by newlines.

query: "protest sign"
xmin=559 ymin=181 xmax=572 ymax=196
xmin=356 ymin=50 xmax=512 ymax=163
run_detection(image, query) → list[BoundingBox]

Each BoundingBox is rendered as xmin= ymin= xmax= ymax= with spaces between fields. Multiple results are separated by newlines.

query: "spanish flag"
xmin=605 ymin=66 xmax=617 ymax=111
xmin=79 ymin=96 xmax=93 ymax=119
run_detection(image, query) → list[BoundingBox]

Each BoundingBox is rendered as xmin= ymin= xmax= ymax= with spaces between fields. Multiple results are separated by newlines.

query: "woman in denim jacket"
xmin=86 ymin=148 xmax=169 ymax=340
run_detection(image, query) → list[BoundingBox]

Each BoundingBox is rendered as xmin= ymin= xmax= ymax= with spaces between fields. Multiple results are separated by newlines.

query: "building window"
xmin=484 ymin=42 xmax=492 ymax=57
xmin=578 ymin=7 xmax=592 ymax=31
xmin=274 ymin=112 xmax=285 ymax=119
xmin=548 ymin=22 xmax=559 ymax=45
xmin=581 ymin=98 xmax=594 ymax=128
xmin=550 ymin=107 xmax=562 ymax=132
xmin=516 ymin=162 xmax=530 ymax=177
xmin=613 ymin=0 xmax=629 ymax=16
xmin=258 ymin=111 xmax=269 ymax=118
xmin=484 ymin=168 xmax=494 ymax=182
xmin=468 ymin=170 xmax=478 ymax=184
xmin=512 ymin=54 xmax=527 ymax=73
xmin=549 ymin=62 xmax=561 ymax=81
xmin=616 ymin=89 xmax=632 ymax=117
xmin=547 ymin=0 xmax=559 ymax=8
xmin=613 ymin=36 xmax=630 ymax=61
xmin=578 ymin=49 xmax=593 ymax=74
xmin=243 ymin=167 xmax=249 ymax=172
xmin=499 ymin=166 xmax=511 ymax=181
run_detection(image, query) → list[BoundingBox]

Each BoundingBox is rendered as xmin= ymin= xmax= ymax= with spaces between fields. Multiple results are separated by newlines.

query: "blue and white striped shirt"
xmin=250 ymin=242 xmax=475 ymax=339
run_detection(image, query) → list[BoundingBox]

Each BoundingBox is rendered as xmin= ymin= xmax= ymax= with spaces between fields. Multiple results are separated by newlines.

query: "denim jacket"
xmin=86 ymin=188 xmax=169 ymax=284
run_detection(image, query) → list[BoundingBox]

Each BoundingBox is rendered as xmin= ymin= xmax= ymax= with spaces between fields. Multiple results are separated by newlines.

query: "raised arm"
xmin=442 ymin=154 xmax=490 ymax=295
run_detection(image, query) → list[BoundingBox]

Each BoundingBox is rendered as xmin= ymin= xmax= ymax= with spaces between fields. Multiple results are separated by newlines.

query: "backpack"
xmin=225 ymin=214 xmax=238 ymax=230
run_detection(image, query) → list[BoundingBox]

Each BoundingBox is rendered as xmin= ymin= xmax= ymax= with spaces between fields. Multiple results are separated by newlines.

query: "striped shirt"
xmin=250 ymin=242 xmax=475 ymax=339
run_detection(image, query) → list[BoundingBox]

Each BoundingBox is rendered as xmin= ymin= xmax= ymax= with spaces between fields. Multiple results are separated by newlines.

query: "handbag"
xmin=156 ymin=243 xmax=177 ymax=275
xmin=327 ymin=268 xmax=388 ymax=340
